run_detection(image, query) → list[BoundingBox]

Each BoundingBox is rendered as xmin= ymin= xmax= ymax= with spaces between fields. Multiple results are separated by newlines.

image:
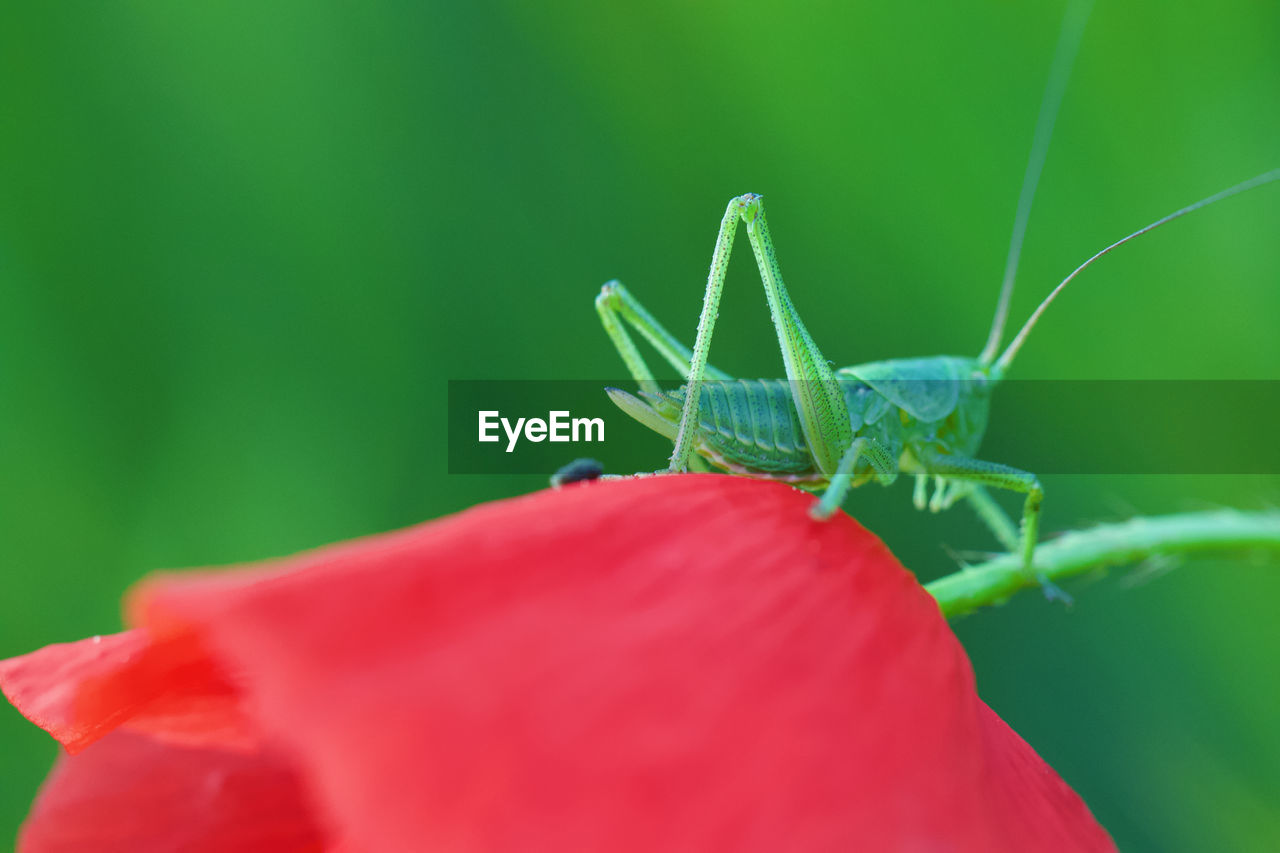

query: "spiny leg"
xmin=595 ymin=280 xmax=730 ymax=394
xmin=811 ymin=437 xmax=897 ymax=519
xmin=915 ymin=447 xmax=1067 ymax=602
xmin=667 ymin=201 xmax=742 ymax=471
xmin=596 ymin=281 xmax=724 ymax=474
xmin=670 ymin=194 xmax=854 ymax=479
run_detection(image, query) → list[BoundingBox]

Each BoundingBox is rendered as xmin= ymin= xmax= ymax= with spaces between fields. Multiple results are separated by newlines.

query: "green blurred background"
xmin=2 ymin=1 xmax=1278 ymax=848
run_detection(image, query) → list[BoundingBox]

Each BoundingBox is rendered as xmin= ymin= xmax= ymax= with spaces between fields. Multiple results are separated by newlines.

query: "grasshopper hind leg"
xmin=596 ymin=281 xmax=731 ymax=474
xmin=595 ymin=280 xmax=731 ymax=395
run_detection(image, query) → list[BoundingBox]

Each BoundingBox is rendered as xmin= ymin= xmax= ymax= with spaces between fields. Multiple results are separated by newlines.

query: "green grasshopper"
xmin=592 ymin=8 xmax=1279 ymax=588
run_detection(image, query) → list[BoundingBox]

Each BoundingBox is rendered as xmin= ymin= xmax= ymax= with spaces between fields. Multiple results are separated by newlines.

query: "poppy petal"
xmin=0 ymin=630 xmax=254 ymax=755
xmin=18 ymin=729 xmax=328 ymax=852
xmin=4 ymin=474 xmax=1115 ymax=851
xmin=128 ymin=474 xmax=1114 ymax=851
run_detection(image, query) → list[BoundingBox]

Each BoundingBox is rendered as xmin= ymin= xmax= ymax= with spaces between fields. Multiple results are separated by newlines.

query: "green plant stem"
xmin=926 ymin=510 xmax=1280 ymax=619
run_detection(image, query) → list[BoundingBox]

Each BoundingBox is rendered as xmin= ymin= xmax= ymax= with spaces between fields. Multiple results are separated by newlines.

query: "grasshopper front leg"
xmin=915 ymin=478 xmax=1022 ymax=553
xmin=811 ymin=437 xmax=898 ymax=519
xmin=915 ymin=448 xmax=1067 ymax=600
xmin=671 ymin=195 xmax=855 ymax=486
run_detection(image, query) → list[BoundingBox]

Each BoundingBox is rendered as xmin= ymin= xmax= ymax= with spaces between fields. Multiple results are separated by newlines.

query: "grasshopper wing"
xmin=839 ymin=357 xmax=964 ymax=424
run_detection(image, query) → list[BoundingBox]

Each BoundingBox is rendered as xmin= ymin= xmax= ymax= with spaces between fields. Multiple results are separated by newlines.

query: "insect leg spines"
xmin=738 ymin=196 xmax=854 ymax=476
xmin=666 ymin=200 xmax=743 ymax=472
xmin=669 ymin=193 xmax=854 ymax=478
xmin=915 ymin=446 xmax=1048 ymax=589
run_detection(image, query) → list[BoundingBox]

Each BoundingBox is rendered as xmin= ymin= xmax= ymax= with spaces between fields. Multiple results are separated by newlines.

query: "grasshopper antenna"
xmin=995 ymin=167 xmax=1280 ymax=375
xmin=979 ymin=0 xmax=1093 ymax=367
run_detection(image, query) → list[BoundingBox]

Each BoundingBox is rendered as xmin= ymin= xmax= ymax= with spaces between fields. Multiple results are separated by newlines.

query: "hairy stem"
xmin=926 ymin=510 xmax=1280 ymax=619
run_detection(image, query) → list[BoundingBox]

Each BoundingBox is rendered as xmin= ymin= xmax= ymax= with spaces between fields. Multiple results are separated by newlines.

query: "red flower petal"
xmin=2 ymin=474 xmax=1115 ymax=851
xmin=19 ymin=730 xmax=327 ymax=852
xmin=0 ymin=630 xmax=253 ymax=755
